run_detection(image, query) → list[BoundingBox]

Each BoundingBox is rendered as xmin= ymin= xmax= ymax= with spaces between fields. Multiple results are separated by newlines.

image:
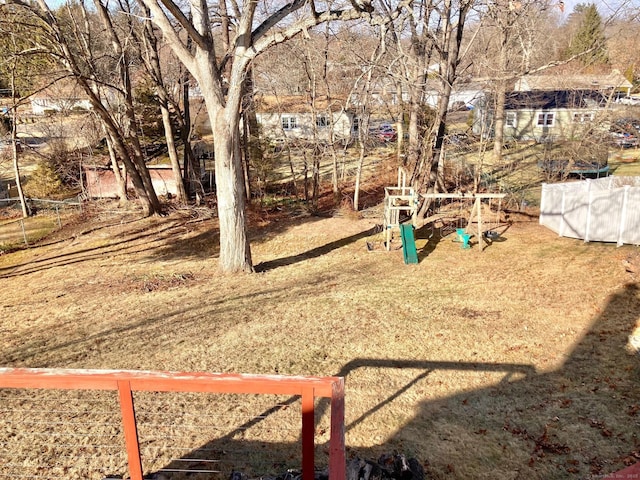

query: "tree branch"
xmin=251 ymin=0 xmax=308 ymax=44
xmin=250 ymin=0 xmax=409 ymax=62
xmin=136 ymin=0 xmax=197 ymax=71
xmin=156 ymin=0 xmax=208 ymax=50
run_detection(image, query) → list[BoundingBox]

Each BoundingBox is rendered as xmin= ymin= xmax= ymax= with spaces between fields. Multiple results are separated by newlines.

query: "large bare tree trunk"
xmin=187 ymin=26 xmax=253 ymax=271
xmin=211 ymin=109 xmax=253 ymax=272
xmin=139 ymin=0 xmax=368 ymax=272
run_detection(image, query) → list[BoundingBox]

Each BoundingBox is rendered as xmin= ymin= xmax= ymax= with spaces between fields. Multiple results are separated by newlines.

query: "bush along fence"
xmin=539 ymin=176 xmax=640 ymax=246
xmin=0 ymin=368 xmax=345 ymax=480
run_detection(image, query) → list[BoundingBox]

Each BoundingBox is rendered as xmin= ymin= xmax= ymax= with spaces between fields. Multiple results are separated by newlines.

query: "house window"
xmin=316 ymin=114 xmax=328 ymax=128
xmin=282 ymin=116 xmax=297 ymax=130
xmin=537 ymin=112 xmax=554 ymax=127
xmin=505 ymin=112 xmax=517 ymax=128
xmin=573 ymin=112 xmax=593 ymax=123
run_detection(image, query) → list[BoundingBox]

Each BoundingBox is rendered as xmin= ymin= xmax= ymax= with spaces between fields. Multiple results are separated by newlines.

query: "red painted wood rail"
xmin=0 ymin=367 xmax=346 ymax=480
xmin=604 ymin=461 xmax=640 ymax=479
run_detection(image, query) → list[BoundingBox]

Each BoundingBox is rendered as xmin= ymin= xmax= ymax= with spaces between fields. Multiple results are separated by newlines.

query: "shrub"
xmin=24 ymin=160 xmax=63 ymax=198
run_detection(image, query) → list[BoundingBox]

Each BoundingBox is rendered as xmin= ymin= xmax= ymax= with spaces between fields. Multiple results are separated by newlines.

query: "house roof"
xmin=254 ymin=95 xmax=350 ymax=113
xmin=515 ymin=71 xmax=632 ymax=92
xmin=30 ymin=77 xmax=89 ymax=101
xmin=504 ymin=90 xmax=609 ymax=110
xmin=427 ymin=78 xmax=490 ymax=91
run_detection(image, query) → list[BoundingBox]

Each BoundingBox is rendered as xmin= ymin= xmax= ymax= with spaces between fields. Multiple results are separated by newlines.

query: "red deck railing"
xmin=0 ymin=367 xmax=345 ymax=480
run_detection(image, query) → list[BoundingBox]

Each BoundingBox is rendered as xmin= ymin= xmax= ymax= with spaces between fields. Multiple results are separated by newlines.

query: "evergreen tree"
xmin=565 ymin=3 xmax=609 ymax=66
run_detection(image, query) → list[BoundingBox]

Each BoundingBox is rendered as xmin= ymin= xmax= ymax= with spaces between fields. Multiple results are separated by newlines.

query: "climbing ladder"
xmin=383 ymin=168 xmax=418 ymax=251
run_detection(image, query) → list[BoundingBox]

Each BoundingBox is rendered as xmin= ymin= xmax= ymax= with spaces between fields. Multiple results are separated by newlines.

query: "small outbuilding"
xmin=82 ymin=165 xmax=180 ymax=199
xmin=30 ymin=79 xmax=93 ymax=115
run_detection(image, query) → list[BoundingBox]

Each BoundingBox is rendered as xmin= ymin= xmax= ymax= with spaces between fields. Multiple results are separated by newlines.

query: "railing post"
xmin=117 ymin=380 xmax=143 ymax=480
xmin=329 ymin=378 xmax=345 ymax=480
xmin=301 ymin=387 xmax=315 ymax=480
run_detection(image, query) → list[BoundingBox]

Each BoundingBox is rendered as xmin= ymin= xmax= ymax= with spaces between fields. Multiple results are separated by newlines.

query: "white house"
xmin=30 ymin=79 xmax=93 ymax=115
xmin=473 ymin=89 xmax=609 ymax=142
xmin=423 ymin=80 xmax=487 ymax=110
xmin=353 ymin=78 xmax=486 ymax=111
xmin=255 ymin=95 xmax=357 ymax=143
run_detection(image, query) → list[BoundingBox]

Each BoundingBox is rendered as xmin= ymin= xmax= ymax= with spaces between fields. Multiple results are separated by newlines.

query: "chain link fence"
xmin=0 ymin=197 xmax=82 ymax=250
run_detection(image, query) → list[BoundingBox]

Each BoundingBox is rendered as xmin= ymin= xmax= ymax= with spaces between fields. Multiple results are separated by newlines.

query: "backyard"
xmin=0 ymin=184 xmax=639 ymax=478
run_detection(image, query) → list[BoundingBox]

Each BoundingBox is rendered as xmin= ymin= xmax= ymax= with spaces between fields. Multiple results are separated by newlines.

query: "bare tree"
xmin=138 ymin=0 xmax=382 ymax=272
xmin=134 ymin=0 xmax=188 ymax=203
xmin=90 ymin=0 xmax=163 ymax=213
xmin=476 ymin=0 xmax=558 ymax=164
xmin=2 ymin=0 xmax=164 ymax=214
xmin=8 ymin=75 xmax=27 ymax=217
xmin=421 ymin=0 xmax=473 ymax=203
xmin=346 ymin=24 xmax=388 ymax=210
xmin=0 ymin=4 xmax=53 ymax=217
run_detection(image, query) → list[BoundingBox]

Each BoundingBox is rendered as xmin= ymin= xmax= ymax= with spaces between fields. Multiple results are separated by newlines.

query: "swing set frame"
xmin=382 ymin=168 xmax=506 ymax=252
xmin=421 ymin=192 xmax=506 ymax=250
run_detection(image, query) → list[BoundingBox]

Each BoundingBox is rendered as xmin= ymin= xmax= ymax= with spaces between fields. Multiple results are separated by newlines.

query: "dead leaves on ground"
xmin=138 ymin=272 xmax=196 ymax=292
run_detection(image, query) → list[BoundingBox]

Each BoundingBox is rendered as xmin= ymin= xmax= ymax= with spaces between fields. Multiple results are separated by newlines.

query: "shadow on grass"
xmin=0 ymin=218 xmax=195 ymax=279
xmin=150 ymin=283 xmax=640 ymax=479
xmin=0 ymin=208 xmax=379 ymax=278
xmin=0 ymin=268 xmax=343 ymax=366
xmin=254 ymin=226 xmax=379 ymax=272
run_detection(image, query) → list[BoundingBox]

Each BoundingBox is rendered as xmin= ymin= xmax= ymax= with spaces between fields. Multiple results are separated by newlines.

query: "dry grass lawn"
xmin=0 ymin=192 xmax=639 ymax=479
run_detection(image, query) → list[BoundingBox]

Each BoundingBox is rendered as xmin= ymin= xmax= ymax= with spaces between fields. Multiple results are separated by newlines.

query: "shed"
xmin=83 ymin=165 xmax=179 ymax=198
xmin=30 ymin=78 xmax=93 ymax=115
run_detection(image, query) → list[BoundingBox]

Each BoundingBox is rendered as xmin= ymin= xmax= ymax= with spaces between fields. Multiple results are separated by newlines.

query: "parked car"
xmin=370 ymin=124 xmax=397 ymax=143
xmin=609 ymin=119 xmax=640 ymax=148
xmin=610 ymin=132 xmax=639 ymax=148
xmin=617 ymin=97 xmax=640 ymax=106
xmin=0 ymin=139 xmax=22 ymax=153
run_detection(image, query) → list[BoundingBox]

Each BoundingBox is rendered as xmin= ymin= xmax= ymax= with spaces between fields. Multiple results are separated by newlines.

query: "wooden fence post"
xmin=117 ymin=380 xmax=144 ymax=480
xmin=302 ymin=387 xmax=315 ymax=480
